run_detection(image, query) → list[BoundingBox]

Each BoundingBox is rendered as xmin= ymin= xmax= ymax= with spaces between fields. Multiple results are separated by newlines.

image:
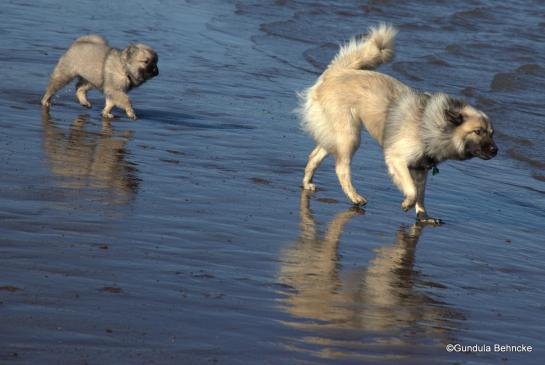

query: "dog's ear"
xmin=445 ymin=98 xmax=466 ymax=126
xmin=125 ymin=44 xmax=139 ymax=60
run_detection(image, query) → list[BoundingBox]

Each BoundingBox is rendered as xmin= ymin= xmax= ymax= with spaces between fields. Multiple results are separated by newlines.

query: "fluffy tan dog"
xmin=298 ymin=24 xmax=497 ymax=224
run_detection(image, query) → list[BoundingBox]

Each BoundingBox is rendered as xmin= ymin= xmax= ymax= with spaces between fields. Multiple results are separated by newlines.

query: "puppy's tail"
xmin=327 ymin=23 xmax=397 ymax=72
xmin=73 ymin=34 xmax=108 ymax=46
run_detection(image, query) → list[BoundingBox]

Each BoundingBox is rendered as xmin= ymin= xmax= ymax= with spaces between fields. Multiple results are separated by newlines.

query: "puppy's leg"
xmin=102 ymin=98 xmax=116 ymax=119
xmin=41 ymin=66 xmax=75 ymax=108
xmin=335 ymin=147 xmax=367 ymax=206
xmin=102 ymin=91 xmax=136 ymax=120
xmin=75 ymin=78 xmax=93 ymax=108
xmin=302 ymin=145 xmax=328 ymax=191
xmin=410 ymin=168 xmax=442 ymax=225
xmin=386 ymin=157 xmax=417 ymax=211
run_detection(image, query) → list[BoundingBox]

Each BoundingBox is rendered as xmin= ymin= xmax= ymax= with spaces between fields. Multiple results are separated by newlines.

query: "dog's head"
xmin=123 ymin=44 xmax=159 ymax=87
xmin=446 ymin=98 xmax=498 ymax=160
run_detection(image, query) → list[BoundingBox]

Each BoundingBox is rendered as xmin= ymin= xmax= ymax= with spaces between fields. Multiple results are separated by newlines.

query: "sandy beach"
xmin=1 ymin=0 xmax=544 ymax=364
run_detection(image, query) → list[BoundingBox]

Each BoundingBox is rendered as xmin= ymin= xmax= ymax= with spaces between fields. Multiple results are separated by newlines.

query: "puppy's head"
xmin=123 ymin=44 xmax=159 ymax=86
xmin=446 ymin=98 xmax=498 ymax=160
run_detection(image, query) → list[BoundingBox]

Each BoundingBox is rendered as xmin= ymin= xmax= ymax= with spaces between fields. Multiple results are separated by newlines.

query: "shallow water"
xmin=1 ymin=0 xmax=545 ymax=364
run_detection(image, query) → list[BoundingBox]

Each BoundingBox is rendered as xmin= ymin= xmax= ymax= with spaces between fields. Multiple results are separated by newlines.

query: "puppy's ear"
xmin=125 ymin=44 xmax=139 ymax=60
xmin=445 ymin=98 xmax=466 ymax=126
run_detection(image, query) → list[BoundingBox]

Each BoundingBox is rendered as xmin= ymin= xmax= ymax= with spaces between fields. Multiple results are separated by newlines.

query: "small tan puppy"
xmin=298 ymin=24 xmax=497 ymax=224
xmin=41 ymin=35 xmax=159 ymax=120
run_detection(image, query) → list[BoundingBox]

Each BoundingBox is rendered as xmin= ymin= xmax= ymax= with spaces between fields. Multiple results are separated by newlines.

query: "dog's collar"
xmin=410 ymin=155 xmax=439 ymax=174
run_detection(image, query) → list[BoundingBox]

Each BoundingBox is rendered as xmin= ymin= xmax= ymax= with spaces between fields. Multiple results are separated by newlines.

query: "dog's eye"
xmin=474 ymin=129 xmax=482 ymax=135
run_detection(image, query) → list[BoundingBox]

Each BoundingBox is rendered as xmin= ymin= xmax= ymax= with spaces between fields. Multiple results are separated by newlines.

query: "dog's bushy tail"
xmin=328 ymin=23 xmax=397 ymax=72
xmin=73 ymin=34 xmax=108 ymax=46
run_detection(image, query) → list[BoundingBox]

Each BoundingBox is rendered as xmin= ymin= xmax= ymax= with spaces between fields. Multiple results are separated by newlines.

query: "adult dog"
xmin=298 ymin=24 xmax=497 ymax=224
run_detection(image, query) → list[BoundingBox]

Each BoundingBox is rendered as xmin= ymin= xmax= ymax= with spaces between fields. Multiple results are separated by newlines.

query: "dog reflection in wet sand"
xmin=42 ymin=111 xmax=138 ymax=204
xmin=278 ymin=191 xmax=462 ymax=359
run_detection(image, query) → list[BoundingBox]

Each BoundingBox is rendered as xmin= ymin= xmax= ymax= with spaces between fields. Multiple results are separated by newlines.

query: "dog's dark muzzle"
xmin=145 ymin=63 xmax=159 ymax=77
xmin=479 ymin=142 xmax=498 ymax=160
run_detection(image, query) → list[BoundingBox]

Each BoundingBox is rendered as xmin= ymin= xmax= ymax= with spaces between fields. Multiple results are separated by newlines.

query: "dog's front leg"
xmin=410 ymin=168 xmax=442 ymax=225
xmin=103 ymin=90 xmax=137 ymax=120
xmin=386 ymin=157 xmax=417 ymax=211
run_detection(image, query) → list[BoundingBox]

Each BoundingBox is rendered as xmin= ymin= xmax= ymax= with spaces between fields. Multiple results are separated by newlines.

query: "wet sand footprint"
xmin=160 ymin=149 xmax=187 ymax=165
xmin=160 ymin=159 xmax=181 ymax=164
xmin=0 ymin=285 xmax=22 ymax=292
xmin=316 ymin=197 xmax=338 ymax=204
xmin=250 ymin=177 xmax=271 ymax=185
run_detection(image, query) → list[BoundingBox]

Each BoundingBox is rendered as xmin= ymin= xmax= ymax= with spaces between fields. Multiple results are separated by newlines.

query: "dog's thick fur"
xmin=41 ymin=35 xmax=159 ymax=120
xmin=298 ymin=24 xmax=497 ymax=224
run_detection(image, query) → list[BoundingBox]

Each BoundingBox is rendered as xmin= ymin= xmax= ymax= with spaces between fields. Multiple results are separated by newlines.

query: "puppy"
xmin=298 ymin=24 xmax=497 ymax=224
xmin=41 ymin=35 xmax=158 ymax=120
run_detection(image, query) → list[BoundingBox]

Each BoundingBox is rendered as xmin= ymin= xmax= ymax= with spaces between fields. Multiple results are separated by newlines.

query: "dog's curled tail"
xmin=328 ymin=23 xmax=397 ymax=72
xmin=73 ymin=34 xmax=108 ymax=46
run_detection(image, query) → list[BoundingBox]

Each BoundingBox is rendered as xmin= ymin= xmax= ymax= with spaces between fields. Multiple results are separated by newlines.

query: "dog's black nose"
xmin=153 ymin=67 xmax=159 ymax=76
xmin=489 ymin=144 xmax=498 ymax=156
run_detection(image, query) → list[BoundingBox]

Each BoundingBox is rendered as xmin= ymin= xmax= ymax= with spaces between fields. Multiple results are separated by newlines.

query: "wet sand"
xmin=1 ymin=0 xmax=545 ymax=364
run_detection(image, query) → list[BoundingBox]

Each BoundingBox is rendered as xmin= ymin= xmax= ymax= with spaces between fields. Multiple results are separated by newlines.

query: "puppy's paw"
xmin=101 ymin=112 xmax=116 ymax=120
xmin=80 ymin=101 xmax=92 ymax=108
xmin=401 ymin=197 xmax=416 ymax=212
xmin=303 ymin=182 xmax=317 ymax=192
xmin=352 ymin=194 xmax=368 ymax=206
xmin=127 ymin=112 xmax=138 ymax=121
xmin=41 ymin=99 xmax=51 ymax=108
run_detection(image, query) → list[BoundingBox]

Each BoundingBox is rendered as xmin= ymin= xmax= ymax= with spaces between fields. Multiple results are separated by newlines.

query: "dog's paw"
xmin=416 ymin=212 xmax=443 ymax=225
xmin=417 ymin=217 xmax=443 ymax=225
xmin=352 ymin=194 xmax=368 ymax=206
xmin=303 ymin=183 xmax=317 ymax=192
xmin=80 ymin=101 xmax=92 ymax=108
xmin=101 ymin=112 xmax=116 ymax=120
xmin=401 ymin=198 xmax=416 ymax=212
xmin=126 ymin=111 xmax=138 ymax=120
xmin=41 ymin=99 xmax=51 ymax=108
xmin=348 ymin=205 xmax=366 ymax=215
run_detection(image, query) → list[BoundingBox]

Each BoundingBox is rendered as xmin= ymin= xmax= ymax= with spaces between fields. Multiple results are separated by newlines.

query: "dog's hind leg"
xmin=302 ymin=145 xmax=328 ymax=191
xmin=410 ymin=168 xmax=442 ymax=225
xmin=386 ymin=157 xmax=417 ymax=211
xmin=41 ymin=65 xmax=76 ymax=108
xmin=335 ymin=148 xmax=367 ymax=206
xmin=76 ymin=77 xmax=93 ymax=108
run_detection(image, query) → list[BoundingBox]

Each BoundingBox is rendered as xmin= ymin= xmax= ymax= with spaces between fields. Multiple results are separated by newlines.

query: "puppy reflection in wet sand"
xmin=42 ymin=111 xmax=138 ymax=204
xmin=42 ymin=35 xmax=159 ymax=120
xmin=278 ymin=191 xmax=462 ymax=359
